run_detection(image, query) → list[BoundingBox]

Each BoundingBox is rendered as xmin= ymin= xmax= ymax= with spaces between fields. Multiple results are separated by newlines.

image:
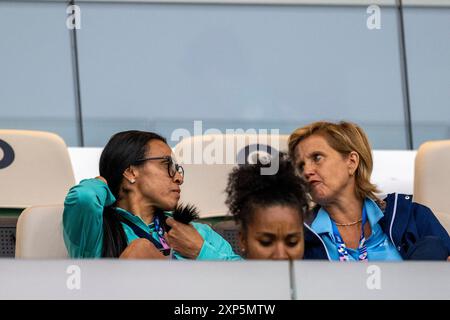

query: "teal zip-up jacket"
xmin=63 ymin=178 xmax=242 ymax=260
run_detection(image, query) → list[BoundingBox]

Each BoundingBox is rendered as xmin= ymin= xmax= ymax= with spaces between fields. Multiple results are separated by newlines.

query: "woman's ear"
xmin=347 ymin=151 xmax=360 ymax=176
xmin=123 ymin=166 xmax=138 ymax=184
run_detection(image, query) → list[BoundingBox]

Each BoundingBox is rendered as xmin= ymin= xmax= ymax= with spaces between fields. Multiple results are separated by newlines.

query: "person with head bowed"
xmin=63 ymin=130 xmax=241 ymax=260
xmin=289 ymin=121 xmax=450 ymax=261
xmin=225 ymin=154 xmax=309 ymax=260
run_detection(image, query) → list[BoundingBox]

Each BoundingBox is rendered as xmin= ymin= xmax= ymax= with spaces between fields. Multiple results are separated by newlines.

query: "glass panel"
xmin=404 ymin=6 xmax=450 ymax=148
xmin=0 ymin=2 xmax=78 ymax=146
xmin=78 ymin=3 xmax=405 ymax=148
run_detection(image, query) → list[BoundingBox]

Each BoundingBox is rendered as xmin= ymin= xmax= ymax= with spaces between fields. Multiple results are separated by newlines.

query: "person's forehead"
xmin=251 ymin=206 xmax=302 ymax=228
xmin=296 ymin=134 xmax=331 ymax=155
xmin=147 ymin=139 xmax=171 ymax=156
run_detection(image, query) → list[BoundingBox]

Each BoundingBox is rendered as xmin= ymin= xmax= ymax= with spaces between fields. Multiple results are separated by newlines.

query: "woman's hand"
xmin=165 ymin=218 xmax=204 ymax=259
xmin=95 ymin=176 xmax=108 ymax=185
xmin=119 ymin=238 xmax=167 ymax=259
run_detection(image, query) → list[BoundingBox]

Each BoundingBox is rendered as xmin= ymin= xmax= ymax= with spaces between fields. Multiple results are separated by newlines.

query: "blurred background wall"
xmin=0 ymin=0 xmax=449 ymax=149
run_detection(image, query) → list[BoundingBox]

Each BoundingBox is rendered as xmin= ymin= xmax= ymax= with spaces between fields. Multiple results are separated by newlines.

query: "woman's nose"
xmin=303 ymin=162 xmax=315 ymax=178
xmin=272 ymin=243 xmax=289 ymax=260
xmin=173 ymin=171 xmax=184 ymax=185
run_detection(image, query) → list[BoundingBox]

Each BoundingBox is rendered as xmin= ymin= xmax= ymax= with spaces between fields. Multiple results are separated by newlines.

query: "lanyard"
xmin=153 ymin=216 xmax=171 ymax=250
xmin=118 ymin=215 xmax=171 ymax=256
xmin=331 ymin=207 xmax=369 ymax=262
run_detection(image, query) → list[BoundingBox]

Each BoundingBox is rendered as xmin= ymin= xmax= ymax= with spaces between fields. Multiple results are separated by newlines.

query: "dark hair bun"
xmin=225 ymin=152 xmax=309 ymax=229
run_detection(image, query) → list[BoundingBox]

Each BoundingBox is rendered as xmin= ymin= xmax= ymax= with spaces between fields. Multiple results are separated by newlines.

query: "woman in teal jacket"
xmin=63 ymin=130 xmax=241 ymax=260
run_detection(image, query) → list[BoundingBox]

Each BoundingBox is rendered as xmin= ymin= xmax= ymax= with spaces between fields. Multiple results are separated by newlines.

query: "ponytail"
xmin=102 ymin=206 xmax=128 ymax=257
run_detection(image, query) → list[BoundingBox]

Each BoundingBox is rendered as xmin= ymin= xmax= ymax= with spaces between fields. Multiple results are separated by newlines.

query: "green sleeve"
xmin=62 ymin=178 xmax=116 ymax=258
xmin=192 ymin=222 xmax=243 ymax=261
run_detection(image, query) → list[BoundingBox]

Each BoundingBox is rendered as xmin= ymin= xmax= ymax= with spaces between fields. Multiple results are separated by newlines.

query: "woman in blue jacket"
xmin=288 ymin=121 xmax=450 ymax=261
xmin=63 ymin=130 xmax=240 ymax=260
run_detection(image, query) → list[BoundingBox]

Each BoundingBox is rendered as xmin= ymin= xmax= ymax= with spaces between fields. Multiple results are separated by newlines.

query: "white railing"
xmin=3 ymin=0 xmax=450 ymax=7
xmin=0 ymin=260 xmax=448 ymax=299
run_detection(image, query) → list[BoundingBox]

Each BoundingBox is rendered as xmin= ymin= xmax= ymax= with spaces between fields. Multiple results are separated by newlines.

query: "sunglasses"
xmin=134 ymin=156 xmax=184 ymax=178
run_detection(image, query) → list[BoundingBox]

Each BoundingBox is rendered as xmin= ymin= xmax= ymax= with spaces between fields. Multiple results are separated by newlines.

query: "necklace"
xmin=334 ymin=218 xmax=363 ymax=227
xmin=331 ymin=206 xmax=368 ymax=262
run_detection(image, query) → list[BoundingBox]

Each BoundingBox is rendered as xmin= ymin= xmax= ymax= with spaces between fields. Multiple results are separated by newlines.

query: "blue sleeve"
xmin=191 ymin=222 xmax=243 ymax=261
xmin=62 ymin=178 xmax=116 ymax=258
xmin=413 ymin=203 xmax=450 ymax=254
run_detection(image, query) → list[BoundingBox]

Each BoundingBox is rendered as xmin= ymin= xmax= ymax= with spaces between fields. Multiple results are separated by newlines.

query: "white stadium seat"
xmin=0 ymin=130 xmax=75 ymax=257
xmin=173 ymin=133 xmax=289 ymax=218
xmin=15 ymin=205 xmax=68 ymax=258
xmin=0 ymin=129 xmax=75 ymax=208
xmin=414 ymin=140 xmax=450 ymax=233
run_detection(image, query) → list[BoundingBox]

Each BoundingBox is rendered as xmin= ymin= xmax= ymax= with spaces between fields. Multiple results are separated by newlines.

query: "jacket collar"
xmin=381 ymin=193 xmax=413 ymax=247
xmin=303 ymin=223 xmax=331 ymax=260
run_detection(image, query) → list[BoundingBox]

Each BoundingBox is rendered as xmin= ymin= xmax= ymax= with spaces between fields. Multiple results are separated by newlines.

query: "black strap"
xmin=117 ymin=215 xmax=171 ymax=256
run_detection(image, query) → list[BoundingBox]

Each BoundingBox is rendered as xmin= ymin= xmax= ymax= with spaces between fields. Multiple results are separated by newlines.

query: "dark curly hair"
xmin=225 ymin=153 xmax=309 ymax=232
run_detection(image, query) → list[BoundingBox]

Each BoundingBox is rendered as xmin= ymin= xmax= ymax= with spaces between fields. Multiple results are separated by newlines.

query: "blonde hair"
xmin=288 ymin=121 xmax=380 ymax=202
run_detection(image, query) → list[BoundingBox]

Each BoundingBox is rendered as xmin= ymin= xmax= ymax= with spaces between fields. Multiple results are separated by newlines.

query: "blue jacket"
xmin=304 ymin=193 xmax=450 ymax=261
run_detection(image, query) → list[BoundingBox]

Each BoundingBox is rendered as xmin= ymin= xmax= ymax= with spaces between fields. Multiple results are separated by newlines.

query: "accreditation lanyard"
xmin=119 ymin=215 xmax=171 ymax=256
xmin=331 ymin=207 xmax=369 ymax=262
xmin=153 ymin=216 xmax=170 ymax=250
